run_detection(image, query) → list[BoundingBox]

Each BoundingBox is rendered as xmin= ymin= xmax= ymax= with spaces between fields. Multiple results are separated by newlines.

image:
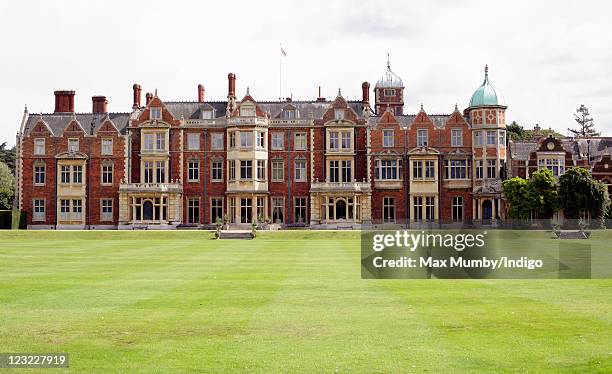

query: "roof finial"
xmin=154 ymin=88 xmax=158 ymax=96
xmin=455 ymin=103 xmax=459 ymax=111
xmin=338 ymin=88 xmax=342 ymax=96
xmin=485 ymin=64 xmax=489 ymax=76
xmin=387 ymin=52 xmax=391 ymax=70
xmin=420 ymin=103 xmax=424 ymax=111
xmin=247 ymin=86 xmax=250 ymax=95
xmin=24 ymin=104 xmax=28 ymax=112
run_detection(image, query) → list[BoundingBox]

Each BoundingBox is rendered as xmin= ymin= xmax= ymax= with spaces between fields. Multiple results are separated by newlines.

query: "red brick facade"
xmin=17 ymin=64 xmax=514 ymax=229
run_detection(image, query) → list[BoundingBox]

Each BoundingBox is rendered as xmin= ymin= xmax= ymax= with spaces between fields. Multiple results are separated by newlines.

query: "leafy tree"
xmin=0 ymin=142 xmax=16 ymax=174
xmin=506 ymin=121 xmax=526 ymax=140
xmin=0 ymin=161 xmax=15 ymax=210
xmin=502 ymin=177 xmax=533 ymax=219
xmin=529 ymin=169 xmax=560 ymax=218
xmin=502 ymin=169 xmax=559 ymax=219
xmin=558 ymin=167 xmax=610 ymax=224
xmin=568 ymin=104 xmax=599 ymax=137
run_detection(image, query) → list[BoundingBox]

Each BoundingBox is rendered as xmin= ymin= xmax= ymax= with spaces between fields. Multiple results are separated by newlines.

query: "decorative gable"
xmin=64 ymin=119 xmax=86 ymax=134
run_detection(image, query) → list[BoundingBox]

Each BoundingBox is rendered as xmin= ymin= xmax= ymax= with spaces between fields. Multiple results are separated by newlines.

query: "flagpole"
xmin=279 ymin=43 xmax=282 ymax=100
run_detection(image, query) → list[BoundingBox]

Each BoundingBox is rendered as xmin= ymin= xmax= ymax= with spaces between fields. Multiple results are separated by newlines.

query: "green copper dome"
xmin=469 ymin=65 xmax=505 ymax=108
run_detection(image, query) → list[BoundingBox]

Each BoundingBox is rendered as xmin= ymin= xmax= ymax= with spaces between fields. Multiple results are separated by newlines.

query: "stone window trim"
xmin=34 ymin=138 xmax=45 ymax=155
xmin=33 ymin=160 xmax=46 ymax=186
xmin=32 ymin=198 xmax=46 ymax=222
xmin=187 ymin=159 xmax=200 ymax=182
xmin=101 ymin=138 xmax=114 ymax=155
xmin=100 ymin=160 xmax=114 ymax=185
xmin=382 ymin=129 xmax=395 ymax=148
xmin=383 ymin=196 xmax=396 ymax=223
xmin=100 ymin=198 xmax=113 ymax=222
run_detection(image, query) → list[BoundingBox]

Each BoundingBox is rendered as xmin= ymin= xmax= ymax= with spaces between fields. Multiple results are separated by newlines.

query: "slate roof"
xmin=23 ymin=112 xmax=131 ymax=136
xmin=563 ymin=138 xmax=612 ymax=159
xmin=164 ymin=102 xmax=228 ymax=120
xmin=509 ymin=141 xmax=539 ymax=160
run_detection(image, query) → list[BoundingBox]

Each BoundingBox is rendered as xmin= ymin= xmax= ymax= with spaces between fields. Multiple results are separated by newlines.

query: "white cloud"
xmin=1 ymin=0 xmax=611 ymax=145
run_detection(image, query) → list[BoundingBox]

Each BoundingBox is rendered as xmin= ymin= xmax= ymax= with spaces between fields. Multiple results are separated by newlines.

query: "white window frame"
xmin=101 ymin=163 xmax=113 ymax=185
xmin=187 ymin=160 xmax=199 ymax=182
xmin=474 ymin=131 xmax=483 ymax=146
xmin=334 ymin=109 xmax=345 ymax=120
xmin=295 ymin=160 xmax=307 ymax=182
xmin=272 ymin=160 xmax=284 ymax=182
xmin=383 ymin=129 xmax=394 ymax=147
xmin=257 ymin=160 xmax=266 ymax=180
xmin=294 ymin=197 xmax=308 ymax=224
xmin=451 ymin=129 xmax=462 ymax=147
xmin=187 ymin=133 xmax=200 ymax=151
xmin=102 ymin=138 xmax=113 ymax=155
xmin=271 ymin=133 xmax=284 ymax=150
xmin=33 ymin=199 xmax=45 ymax=221
xmin=294 ymin=133 xmax=307 ymax=151
xmin=101 ymin=199 xmax=113 ymax=222
xmin=68 ymin=138 xmax=79 ymax=153
xmin=187 ymin=197 xmax=200 ymax=224
xmin=486 ymin=130 xmax=496 ymax=146
xmin=383 ymin=197 xmax=396 ymax=223
xmin=240 ymin=132 xmax=253 ymax=148
xmin=211 ymin=133 xmax=224 ymax=150
xmin=375 ymin=159 xmax=401 ymax=180
xmin=211 ymin=160 xmax=223 ymax=182
xmin=34 ymin=163 xmax=45 ymax=185
xmin=417 ymin=129 xmax=428 ymax=147
xmin=452 ymin=196 xmax=463 ymax=221
xmin=256 ymin=132 xmax=265 ymax=149
xmin=34 ymin=138 xmax=45 ymax=155
xmin=240 ymin=160 xmax=253 ymax=180
xmin=150 ymin=107 xmax=162 ymax=120
xmin=210 ymin=197 xmax=224 ymax=223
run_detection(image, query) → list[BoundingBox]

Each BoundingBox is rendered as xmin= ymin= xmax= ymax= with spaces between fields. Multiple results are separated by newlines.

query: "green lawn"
xmin=0 ymin=230 xmax=610 ymax=373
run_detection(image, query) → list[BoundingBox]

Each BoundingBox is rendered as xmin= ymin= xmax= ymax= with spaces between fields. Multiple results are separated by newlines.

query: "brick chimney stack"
xmin=361 ymin=82 xmax=370 ymax=104
xmin=92 ymin=96 xmax=108 ymax=114
xmin=198 ymin=84 xmax=205 ymax=103
xmin=145 ymin=92 xmax=153 ymax=106
xmin=54 ymin=90 xmax=75 ymax=113
xmin=228 ymin=73 xmax=236 ymax=97
xmin=132 ymin=84 xmax=142 ymax=109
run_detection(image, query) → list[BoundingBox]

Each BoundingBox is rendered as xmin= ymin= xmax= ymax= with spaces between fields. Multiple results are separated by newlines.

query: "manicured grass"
xmin=0 ymin=230 xmax=610 ymax=373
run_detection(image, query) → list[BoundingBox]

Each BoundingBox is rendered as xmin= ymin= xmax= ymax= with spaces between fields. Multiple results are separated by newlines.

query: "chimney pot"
xmin=132 ymin=84 xmax=142 ymax=109
xmin=317 ymin=86 xmax=325 ymax=102
xmin=228 ymin=73 xmax=236 ymax=97
xmin=361 ymin=82 xmax=370 ymax=104
xmin=145 ymin=92 xmax=153 ymax=106
xmin=92 ymin=96 xmax=108 ymax=114
xmin=198 ymin=84 xmax=205 ymax=103
xmin=54 ymin=90 xmax=75 ymax=113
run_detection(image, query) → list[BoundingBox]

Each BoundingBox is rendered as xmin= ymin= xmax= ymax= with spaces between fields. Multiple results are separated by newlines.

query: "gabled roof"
xmin=23 ymin=112 xmax=131 ymax=136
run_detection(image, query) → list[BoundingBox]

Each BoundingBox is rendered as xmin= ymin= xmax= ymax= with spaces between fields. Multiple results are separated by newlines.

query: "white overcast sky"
xmin=1 ymin=0 xmax=611 ymax=145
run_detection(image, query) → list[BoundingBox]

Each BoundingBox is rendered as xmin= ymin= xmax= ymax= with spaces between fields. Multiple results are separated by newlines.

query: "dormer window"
xmin=240 ymin=106 xmax=256 ymax=117
xmin=150 ymin=108 xmax=162 ymax=120
xmin=334 ymin=109 xmax=345 ymax=120
xmin=384 ymin=89 xmax=395 ymax=97
xmin=201 ymin=110 xmax=213 ymax=119
xmin=282 ymin=108 xmax=296 ymax=119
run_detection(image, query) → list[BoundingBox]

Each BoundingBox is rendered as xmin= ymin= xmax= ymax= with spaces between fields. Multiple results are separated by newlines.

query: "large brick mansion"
xmin=15 ymin=62 xmax=612 ymax=229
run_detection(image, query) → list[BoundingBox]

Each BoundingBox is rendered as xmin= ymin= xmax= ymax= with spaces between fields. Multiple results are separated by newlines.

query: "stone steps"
xmin=219 ymin=230 xmax=253 ymax=239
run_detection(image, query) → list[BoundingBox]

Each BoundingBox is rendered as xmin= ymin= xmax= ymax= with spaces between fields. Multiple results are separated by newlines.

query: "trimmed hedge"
xmin=0 ymin=210 xmax=27 ymax=229
xmin=0 ymin=210 xmax=11 ymax=229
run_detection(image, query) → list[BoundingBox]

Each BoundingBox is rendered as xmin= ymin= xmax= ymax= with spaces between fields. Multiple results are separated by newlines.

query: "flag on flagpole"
xmin=280 ymin=47 xmax=287 ymax=57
